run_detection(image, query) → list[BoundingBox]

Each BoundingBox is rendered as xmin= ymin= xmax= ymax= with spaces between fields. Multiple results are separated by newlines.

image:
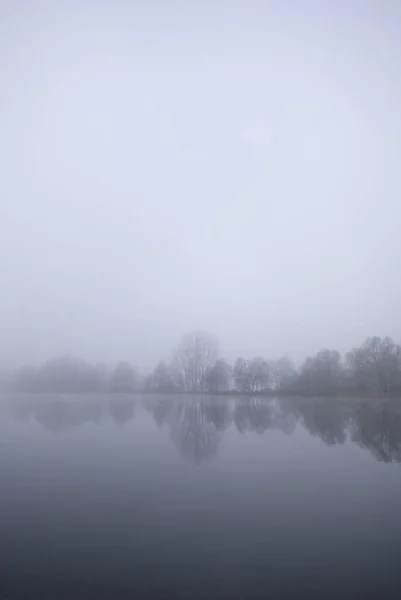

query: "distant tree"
xmin=233 ymin=357 xmax=269 ymax=392
xmin=147 ymin=361 xmax=180 ymax=392
xmin=108 ymin=362 xmax=137 ymax=392
xmin=233 ymin=357 xmax=252 ymax=392
xmin=296 ymin=349 xmax=343 ymax=395
xmin=204 ymin=358 xmax=232 ymax=393
xmin=175 ymin=331 xmax=218 ymax=392
xmin=34 ymin=356 xmax=102 ymax=393
xmin=270 ymin=356 xmax=297 ymax=390
xmin=248 ymin=357 xmax=269 ymax=392
xmin=346 ymin=337 xmax=401 ymax=394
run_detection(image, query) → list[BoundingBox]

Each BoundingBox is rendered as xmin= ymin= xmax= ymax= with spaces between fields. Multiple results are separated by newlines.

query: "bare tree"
xmin=175 ymin=331 xmax=218 ymax=392
xmin=346 ymin=337 xmax=401 ymax=394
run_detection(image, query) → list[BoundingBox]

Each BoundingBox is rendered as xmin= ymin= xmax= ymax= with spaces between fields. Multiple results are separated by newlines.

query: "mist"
xmin=1 ymin=0 xmax=401 ymax=371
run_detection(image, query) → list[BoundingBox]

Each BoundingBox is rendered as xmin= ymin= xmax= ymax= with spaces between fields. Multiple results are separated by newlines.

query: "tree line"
xmin=4 ymin=331 xmax=401 ymax=396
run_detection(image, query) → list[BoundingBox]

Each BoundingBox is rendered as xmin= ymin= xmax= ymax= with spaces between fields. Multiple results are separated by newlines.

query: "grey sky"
xmin=1 ymin=0 xmax=401 ymax=370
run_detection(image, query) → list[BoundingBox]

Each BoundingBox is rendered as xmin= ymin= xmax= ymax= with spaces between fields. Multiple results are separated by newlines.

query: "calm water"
xmin=1 ymin=394 xmax=401 ymax=598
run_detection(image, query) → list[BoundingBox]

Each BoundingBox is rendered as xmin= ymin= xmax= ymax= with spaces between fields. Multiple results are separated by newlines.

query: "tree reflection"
xmin=6 ymin=393 xmax=401 ymax=464
xmin=6 ymin=394 xmax=137 ymax=432
xmin=203 ymin=396 xmax=232 ymax=431
xmin=150 ymin=396 xmax=175 ymax=428
xmin=234 ymin=397 xmax=273 ymax=434
xmin=108 ymin=396 xmax=135 ymax=424
xmin=33 ymin=397 xmax=104 ymax=433
xmin=271 ymin=399 xmax=299 ymax=435
xmin=146 ymin=395 xmax=401 ymax=464
xmin=171 ymin=397 xmax=220 ymax=464
xmin=350 ymin=403 xmax=401 ymax=462
xmin=300 ymin=403 xmax=349 ymax=446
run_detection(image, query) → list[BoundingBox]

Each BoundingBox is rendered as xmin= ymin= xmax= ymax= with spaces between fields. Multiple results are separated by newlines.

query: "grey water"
xmin=1 ymin=394 xmax=401 ymax=598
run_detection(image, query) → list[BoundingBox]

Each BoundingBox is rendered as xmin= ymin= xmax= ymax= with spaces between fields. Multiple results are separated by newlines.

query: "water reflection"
xmin=146 ymin=395 xmax=401 ymax=464
xmin=234 ymin=396 xmax=273 ymax=433
xmin=108 ymin=396 xmax=135 ymax=425
xmin=4 ymin=394 xmax=132 ymax=433
xmin=3 ymin=394 xmax=401 ymax=464
xmin=350 ymin=403 xmax=401 ymax=463
xmin=300 ymin=403 xmax=349 ymax=446
xmin=171 ymin=399 xmax=220 ymax=463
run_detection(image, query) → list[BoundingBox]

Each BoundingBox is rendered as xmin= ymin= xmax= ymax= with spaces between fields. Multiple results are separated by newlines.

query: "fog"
xmin=1 ymin=0 xmax=401 ymax=370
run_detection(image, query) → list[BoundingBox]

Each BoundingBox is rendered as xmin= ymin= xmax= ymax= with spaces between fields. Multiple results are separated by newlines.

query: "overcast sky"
xmin=1 ymin=0 xmax=400 ymax=369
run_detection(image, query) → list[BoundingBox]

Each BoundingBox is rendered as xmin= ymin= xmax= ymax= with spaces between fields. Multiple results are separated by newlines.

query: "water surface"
xmin=1 ymin=394 xmax=401 ymax=598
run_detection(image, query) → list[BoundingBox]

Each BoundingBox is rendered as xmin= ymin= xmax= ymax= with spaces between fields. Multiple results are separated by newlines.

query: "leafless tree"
xmin=175 ymin=331 xmax=218 ymax=392
xmin=346 ymin=337 xmax=401 ymax=394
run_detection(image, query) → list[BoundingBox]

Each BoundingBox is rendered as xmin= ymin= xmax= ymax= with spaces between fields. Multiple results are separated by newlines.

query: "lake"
xmin=1 ymin=393 xmax=401 ymax=598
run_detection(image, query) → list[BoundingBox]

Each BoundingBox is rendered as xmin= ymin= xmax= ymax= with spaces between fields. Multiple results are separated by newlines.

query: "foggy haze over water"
xmin=1 ymin=1 xmax=401 ymax=369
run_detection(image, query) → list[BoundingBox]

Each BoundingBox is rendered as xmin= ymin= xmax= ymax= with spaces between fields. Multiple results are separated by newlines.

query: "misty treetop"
xmin=4 ymin=332 xmax=401 ymax=397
